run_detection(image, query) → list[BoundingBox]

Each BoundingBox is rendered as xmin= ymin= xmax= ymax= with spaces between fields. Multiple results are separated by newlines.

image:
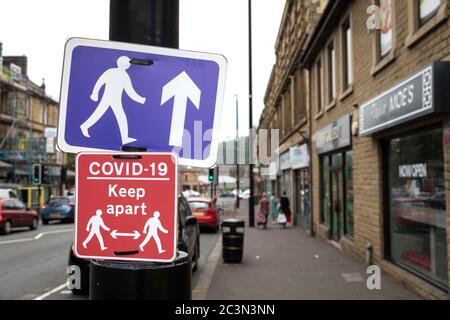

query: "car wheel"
xmin=1 ymin=221 xmax=12 ymax=235
xmin=42 ymin=219 xmax=49 ymax=225
xmin=30 ymin=218 xmax=38 ymax=230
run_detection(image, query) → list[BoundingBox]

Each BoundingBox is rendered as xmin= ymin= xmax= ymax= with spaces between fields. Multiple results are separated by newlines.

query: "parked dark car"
xmin=68 ymin=194 xmax=200 ymax=295
xmin=41 ymin=196 xmax=75 ymax=224
xmin=0 ymin=198 xmax=39 ymax=234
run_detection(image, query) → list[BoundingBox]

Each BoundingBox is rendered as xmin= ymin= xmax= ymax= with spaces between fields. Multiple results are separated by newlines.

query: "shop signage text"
xmin=290 ymin=144 xmax=309 ymax=169
xmin=316 ymin=114 xmax=351 ymax=155
xmin=360 ymin=62 xmax=450 ymax=136
xmin=279 ymin=152 xmax=291 ymax=171
xmin=399 ymin=163 xmax=428 ymax=178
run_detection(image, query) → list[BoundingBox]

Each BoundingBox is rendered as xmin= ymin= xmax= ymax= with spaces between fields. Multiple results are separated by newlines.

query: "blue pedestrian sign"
xmin=57 ymin=38 xmax=227 ymax=168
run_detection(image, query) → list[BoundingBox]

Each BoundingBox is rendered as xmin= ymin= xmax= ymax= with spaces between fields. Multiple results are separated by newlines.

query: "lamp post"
xmin=248 ymin=0 xmax=255 ymax=227
xmin=235 ymin=95 xmax=240 ymax=209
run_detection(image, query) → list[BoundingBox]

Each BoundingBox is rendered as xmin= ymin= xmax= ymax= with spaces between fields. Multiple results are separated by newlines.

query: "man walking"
xmin=139 ymin=211 xmax=168 ymax=253
xmin=80 ymin=56 xmax=146 ymax=145
xmin=280 ymin=191 xmax=292 ymax=225
xmin=82 ymin=209 xmax=110 ymax=251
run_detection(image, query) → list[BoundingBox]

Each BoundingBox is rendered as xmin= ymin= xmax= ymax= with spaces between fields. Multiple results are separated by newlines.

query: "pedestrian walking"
xmin=277 ymin=203 xmax=288 ymax=229
xmin=82 ymin=209 xmax=110 ymax=251
xmin=280 ymin=191 xmax=292 ymax=224
xmin=269 ymin=192 xmax=278 ymax=222
xmin=257 ymin=193 xmax=269 ymax=229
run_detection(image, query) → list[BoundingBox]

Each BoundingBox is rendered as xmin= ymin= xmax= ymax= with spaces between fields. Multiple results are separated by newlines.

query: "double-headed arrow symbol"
xmin=110 ymin=230 xmax=141 ymax=240
xmin=161 ymin=71 xmax=202 ymax=148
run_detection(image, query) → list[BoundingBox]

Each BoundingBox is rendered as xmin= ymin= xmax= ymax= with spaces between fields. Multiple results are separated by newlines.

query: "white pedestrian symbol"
xmin=80 ymin=56 xmax=147 ymax=145
xmin=82 ymin=209 xmax=110 ymax=251
xmin=139 ymin=211 xmax=168 ymax=253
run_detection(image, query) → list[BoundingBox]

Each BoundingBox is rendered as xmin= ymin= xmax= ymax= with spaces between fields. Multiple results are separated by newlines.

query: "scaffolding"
xmin=0 ymin=64 xmax=47 ymax=185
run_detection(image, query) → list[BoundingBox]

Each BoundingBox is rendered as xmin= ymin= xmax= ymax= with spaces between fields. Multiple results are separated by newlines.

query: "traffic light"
xmin=32 ymin=164 xmax=42 ymax=185
xmin=42 ymin=165 xmax=50 ymax=184
xmin=208 ymin=168 xmax=214 ymax=182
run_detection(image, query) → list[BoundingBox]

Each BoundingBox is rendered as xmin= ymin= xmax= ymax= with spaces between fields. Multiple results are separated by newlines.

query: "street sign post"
xmin=74 ymin=152 xmax=178 ymax=262
xmin=57 ymin=38 xmax=227 ymax=168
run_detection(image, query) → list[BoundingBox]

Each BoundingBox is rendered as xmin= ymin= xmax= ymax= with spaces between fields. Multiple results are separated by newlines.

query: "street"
xmin=0 ymin=220 xmax=221 ymax=300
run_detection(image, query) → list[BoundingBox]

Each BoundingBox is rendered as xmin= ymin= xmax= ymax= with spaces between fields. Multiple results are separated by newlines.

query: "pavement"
xmin=194 ymin=200 xmax=420 ymax=300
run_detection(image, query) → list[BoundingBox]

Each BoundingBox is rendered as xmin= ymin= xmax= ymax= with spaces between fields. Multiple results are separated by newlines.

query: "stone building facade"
xmin=0 ymin=51 xmax=67 ymax=193
xmin=258 ymin=0 xmax=326 ymax=229
xmin=259 ymin=0 xmax=450 ymax=298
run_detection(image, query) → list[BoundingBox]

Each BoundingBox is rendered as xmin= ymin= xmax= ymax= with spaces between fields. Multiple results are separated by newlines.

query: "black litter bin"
xmin=90 ymin=251 xmax=191 ymax=300
xmin=222 ymin=219 xmax=245 ymax=263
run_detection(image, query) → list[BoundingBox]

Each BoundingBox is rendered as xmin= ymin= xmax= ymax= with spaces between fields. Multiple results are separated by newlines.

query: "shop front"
xmin=316 ymin=114 xmax=354 ymax=242
xmin=277 ymin=151 xmax=292 ymax=198
xmin=359 ymin=62 xmax=450 ymax=290
xmin=290 ymin=143 xmax=310 ymax=228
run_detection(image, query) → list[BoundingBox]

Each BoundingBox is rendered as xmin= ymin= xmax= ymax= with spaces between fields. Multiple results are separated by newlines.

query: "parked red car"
xmin=0 ymin=198 xmax=39 ymax=235
xmin=188 ymin=197 xmax=220 ymax=232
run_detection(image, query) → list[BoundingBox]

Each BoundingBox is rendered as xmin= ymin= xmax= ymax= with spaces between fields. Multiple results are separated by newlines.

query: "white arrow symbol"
xmin=161 ymin=71 xmax=201 ymax=147
xmin=111 ymin=230 xmax=141 ymax=240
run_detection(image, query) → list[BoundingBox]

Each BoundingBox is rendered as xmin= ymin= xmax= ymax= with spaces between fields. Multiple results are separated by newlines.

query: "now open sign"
xmin=74 ymin=152 xmax=178 ymax=262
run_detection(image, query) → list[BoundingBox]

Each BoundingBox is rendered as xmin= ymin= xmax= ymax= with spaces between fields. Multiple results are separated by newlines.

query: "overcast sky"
xmin=0 ymin=0 xmax=285 ymax=141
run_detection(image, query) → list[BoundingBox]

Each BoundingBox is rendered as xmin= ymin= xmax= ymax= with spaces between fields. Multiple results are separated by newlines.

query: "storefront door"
xmin=330 ymin=168 xmax=343 ymax=241
xmin=330 ymin=154 xmax=344 ymax=241
xmin=296 ymin=169 xmax=310 ymax=228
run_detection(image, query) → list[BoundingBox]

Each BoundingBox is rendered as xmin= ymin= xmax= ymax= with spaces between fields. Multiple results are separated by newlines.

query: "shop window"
xmin=406 ymin=0 xmax=448 ymax=48
xmin=344 ymin=151 xmax=354 ymax=238
xmin=320 ymin=151 xmax=353 ymax=240
xmin=320 ymin=156 xmax=330 ymax=225
xmin=387 ymin=127 xmax=448 ymax=289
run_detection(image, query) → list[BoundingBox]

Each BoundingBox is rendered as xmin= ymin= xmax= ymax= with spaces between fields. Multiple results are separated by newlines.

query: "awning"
xmin=0 ymin=160 xmax=12 ymax=168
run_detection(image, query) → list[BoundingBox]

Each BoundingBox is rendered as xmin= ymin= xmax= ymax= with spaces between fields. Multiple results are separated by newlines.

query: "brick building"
xmin=0 ymin=45 xmax=67 ymax=195
xmin=259 ymin=0 xmax=450 ymax=298
xmin=258 ymin=0 xmax=325 ymax=229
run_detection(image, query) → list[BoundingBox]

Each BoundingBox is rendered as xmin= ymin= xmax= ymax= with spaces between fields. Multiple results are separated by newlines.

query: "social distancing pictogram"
xmin=74 ymin=152 xmax=178 ymax=262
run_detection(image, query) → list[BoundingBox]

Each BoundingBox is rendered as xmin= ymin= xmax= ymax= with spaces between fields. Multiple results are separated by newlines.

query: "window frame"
xmin=371 ymin=0 xmax=397 ymax=76
xmin=315 ymin=56 xmax=324 ymax=117
xmin=340 ymin=16 xmax=354 ymax=101
xmin=405 ymin=0 xmax=448 ymax=48
xmin=326 ymin=40 xmax=337 ymax=109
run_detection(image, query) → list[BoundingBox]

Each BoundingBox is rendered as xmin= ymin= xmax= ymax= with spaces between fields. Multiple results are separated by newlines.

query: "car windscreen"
xmin=188 ymin=201 xmax=210 ymax=210
xmin=48 ymin=198 xmax=70 ymax=207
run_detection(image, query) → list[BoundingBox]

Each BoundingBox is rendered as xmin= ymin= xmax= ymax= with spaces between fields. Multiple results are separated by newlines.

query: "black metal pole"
xmin=248 ymin=0 xmax=255 ymax=227
xmin=235 ymin=95 xmax=240 ymax=209
xmin=110 ymin=0 xmax=179 ymax=48
xmin=90 ymin=0 xmax=190 ymax=300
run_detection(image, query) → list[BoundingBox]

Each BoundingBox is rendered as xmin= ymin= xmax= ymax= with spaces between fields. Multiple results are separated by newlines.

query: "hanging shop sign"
xmin=279 ymin=151 xmax=291 ymax=171
xmin=316 ymin=114 xmax=351 ymax=155
xmin=359 ymin=62 xmax=450 ymax=136
xmin=290 ymin=144 xmax=309 ymax=169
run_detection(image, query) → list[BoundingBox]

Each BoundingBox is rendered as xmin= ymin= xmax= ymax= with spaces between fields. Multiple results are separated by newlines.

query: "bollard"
xmin=221 ymin=219 xmax=245 ymax=263
xmin=90 ymin=251 xmax=191 ymax=300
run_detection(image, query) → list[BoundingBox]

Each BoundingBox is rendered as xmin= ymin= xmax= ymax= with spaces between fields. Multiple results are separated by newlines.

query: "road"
xmin=0 ymin=222 xmax=74 ymax=300
xmin=0 ymin=220 xmax=221 ymax=300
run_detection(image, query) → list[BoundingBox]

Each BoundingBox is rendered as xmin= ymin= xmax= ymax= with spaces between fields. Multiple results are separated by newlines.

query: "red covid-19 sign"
xmin=74 ymin=152 xmax=178 ymax=262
